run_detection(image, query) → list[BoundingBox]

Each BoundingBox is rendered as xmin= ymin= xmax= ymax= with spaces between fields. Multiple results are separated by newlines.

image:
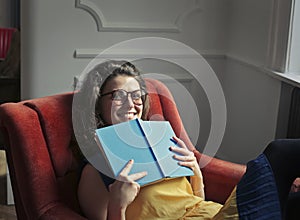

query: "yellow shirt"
xmin=126 ymin=177 xmax=225 ymax=220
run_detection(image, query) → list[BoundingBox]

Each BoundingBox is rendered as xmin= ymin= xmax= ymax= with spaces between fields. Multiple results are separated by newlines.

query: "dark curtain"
xmin=11 ymin=0 xmax=20 ymax=29
xmin=287 ymin=87 xmax=300 ymax=138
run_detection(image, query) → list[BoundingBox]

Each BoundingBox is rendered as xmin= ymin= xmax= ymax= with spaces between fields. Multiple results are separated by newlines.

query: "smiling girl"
xmin=74 ymin=60 xmax=299 ymax=220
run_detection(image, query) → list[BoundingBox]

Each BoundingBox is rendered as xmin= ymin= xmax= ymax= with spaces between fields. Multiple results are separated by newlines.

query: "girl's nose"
xmin=123 ymin=94 xmax=135 ymax=107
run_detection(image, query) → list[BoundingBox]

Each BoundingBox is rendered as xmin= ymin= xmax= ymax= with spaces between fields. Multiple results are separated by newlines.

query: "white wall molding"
xmin=74 ymin=48 xmax=226 ymax=59
xmin=74 ymin=47 xmax=300 ymax=88
xmin=75 ymin=0 xmax=201 ymax=32
xmin=227 ymin=54 xmax=300 ymax=88
xmin=226 ymin=55 xmax=263 ymax=73
xmin=74 ymin=47 xmax=300 ymax=87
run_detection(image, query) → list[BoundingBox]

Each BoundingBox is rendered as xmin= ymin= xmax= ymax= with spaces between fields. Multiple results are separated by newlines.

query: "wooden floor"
xmin=0 ymin=205 xmax=16 ymax=220
xmin=0 ymin=151 xmax=17 ymax=220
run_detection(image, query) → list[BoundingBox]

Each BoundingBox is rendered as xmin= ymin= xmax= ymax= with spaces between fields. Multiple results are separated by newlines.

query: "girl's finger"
xmin=178 ymin=161 xmax=195 ymax=168
xmin=120 ymin=159 xmax=134 ymax=176
xmin=170 ymin=146 xmax=192 ymax=156
xmin=128 ymin=171 xmax=148 ymax=181
xmin=173 ymin=154 xmax=196 ymax=162
xmin=172 ymin=136 xmax=187 ymax=149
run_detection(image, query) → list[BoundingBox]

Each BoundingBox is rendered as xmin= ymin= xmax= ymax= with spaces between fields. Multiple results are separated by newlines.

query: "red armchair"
xmin=0 ymin=78 xmax=245 ymax=219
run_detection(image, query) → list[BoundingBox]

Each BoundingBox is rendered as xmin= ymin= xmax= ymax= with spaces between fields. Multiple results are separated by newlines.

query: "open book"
xmin=95 ymin=119 xmax=194 ymax=186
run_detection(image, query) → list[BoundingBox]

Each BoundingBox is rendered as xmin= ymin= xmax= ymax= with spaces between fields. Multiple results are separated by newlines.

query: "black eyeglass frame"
xmin=100 ymin=89 xmax=147 ymax=104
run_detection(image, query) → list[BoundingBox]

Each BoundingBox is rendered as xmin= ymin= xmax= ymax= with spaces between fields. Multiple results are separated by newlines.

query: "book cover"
xmin=95 ymin=119 xmax=194 ymax=186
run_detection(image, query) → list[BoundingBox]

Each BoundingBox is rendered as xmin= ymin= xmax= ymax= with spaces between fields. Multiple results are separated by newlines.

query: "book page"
xmin=141 ymin=121 xmax=194 ymax=178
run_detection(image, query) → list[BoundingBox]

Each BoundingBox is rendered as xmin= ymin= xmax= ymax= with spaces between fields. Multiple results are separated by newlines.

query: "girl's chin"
xmin=114 ymin=115 xmax=139 ymax=123
xmin=123 ymin=115 xmax=138 ymax=121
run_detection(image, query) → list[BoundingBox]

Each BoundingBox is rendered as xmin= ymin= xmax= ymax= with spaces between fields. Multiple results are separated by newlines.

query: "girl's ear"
xmin=93 ymin=71 xmax=102 ymax=82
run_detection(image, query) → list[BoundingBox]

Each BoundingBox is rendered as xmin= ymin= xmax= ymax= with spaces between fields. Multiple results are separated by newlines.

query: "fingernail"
xmin=169 ymin=147 xmax=173 ymax=151
xmin=170 ymin=138 xmax=177 ymax=144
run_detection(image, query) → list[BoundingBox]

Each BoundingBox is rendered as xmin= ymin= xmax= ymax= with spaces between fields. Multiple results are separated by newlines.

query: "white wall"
xmin=216 ymin=0 xmax=282 ymax=163
xmin=21 ymin=0 xmax=282 ymax=164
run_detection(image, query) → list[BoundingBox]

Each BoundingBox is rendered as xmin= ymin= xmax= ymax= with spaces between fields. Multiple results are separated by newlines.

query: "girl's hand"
xmin=170 ymin=136 xmax=205 ymax=199
xmin=108 ymin=160 xmax=147 ymax=213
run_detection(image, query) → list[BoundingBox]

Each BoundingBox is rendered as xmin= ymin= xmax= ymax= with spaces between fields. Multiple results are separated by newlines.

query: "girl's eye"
xmin=131 ymin=91 xmax=142 ymax=99
xmin=112 ymin=90 xmax=126 ymax=100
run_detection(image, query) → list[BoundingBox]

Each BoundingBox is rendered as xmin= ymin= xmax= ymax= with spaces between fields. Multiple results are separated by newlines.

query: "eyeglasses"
xmin=100 ymin=89 xmax=146 ymax=105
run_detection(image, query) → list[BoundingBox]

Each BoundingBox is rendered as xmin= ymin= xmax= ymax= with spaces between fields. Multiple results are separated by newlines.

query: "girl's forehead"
xmin=104 ymin=75 xmax=140 ymax=90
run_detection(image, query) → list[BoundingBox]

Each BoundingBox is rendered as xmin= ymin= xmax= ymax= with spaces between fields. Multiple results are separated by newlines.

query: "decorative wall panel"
xmin=75 ymin=0 xmax=201 ymax=32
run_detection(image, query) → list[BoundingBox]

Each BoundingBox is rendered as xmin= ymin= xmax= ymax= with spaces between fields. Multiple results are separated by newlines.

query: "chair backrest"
xmin=0 ymin=78 xmax=196 ymax=219
xmin=0 ymin=28 xmax=17 ymax=60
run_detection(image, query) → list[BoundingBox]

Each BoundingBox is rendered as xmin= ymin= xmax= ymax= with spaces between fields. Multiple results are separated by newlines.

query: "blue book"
xmin=95 ymin=119 xmax=194 ymax=186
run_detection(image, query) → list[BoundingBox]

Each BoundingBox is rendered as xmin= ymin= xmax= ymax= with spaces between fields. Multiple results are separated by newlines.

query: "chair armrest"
xmin=0 ymin=102 xmax=61 ymax=218
xmin=193 ymin=150 xmax=246 ymax=204
xmin=0 ymin=102 xmax=84 ymax=219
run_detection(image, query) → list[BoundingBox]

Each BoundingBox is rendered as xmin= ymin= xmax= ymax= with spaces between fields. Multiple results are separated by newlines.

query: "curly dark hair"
xmin=72 ymin=60 xmax=149 ymax=160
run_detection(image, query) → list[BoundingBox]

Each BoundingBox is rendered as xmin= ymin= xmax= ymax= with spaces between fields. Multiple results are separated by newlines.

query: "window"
xmin=287 ymin=0 xmax=300 ymax=74
xmin=266 ymin=0 xmax=300 ymax=86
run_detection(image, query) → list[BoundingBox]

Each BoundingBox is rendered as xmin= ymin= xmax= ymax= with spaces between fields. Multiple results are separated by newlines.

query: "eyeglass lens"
xmin=112 ymin=90 xmax=143 ymax=105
